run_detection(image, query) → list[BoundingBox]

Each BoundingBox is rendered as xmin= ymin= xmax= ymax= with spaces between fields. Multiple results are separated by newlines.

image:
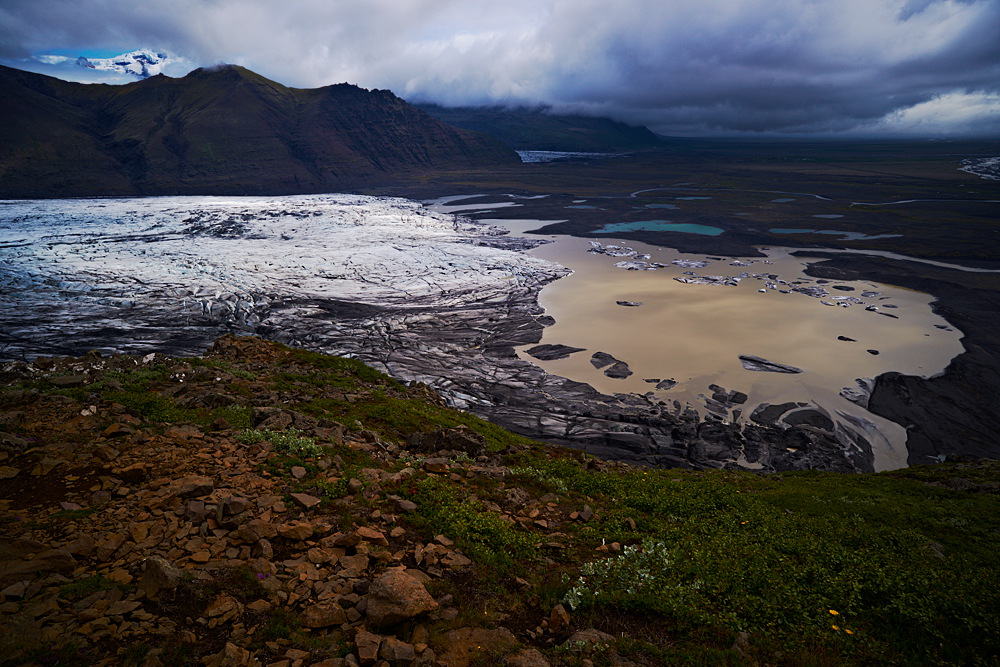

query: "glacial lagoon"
xmin=465 ymin=214 xmax=965 ymax=471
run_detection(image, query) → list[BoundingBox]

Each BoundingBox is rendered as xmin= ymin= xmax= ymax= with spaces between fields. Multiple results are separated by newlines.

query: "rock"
xmin=290 ymin=466 xmax=307 ymax=479
xmin=0 ymin=546 xmax=75 ymax=586
xmin=563 ymin=628 xmax=615 ymax=648
xmin=64 ymin=534 xmax=96 ymax=557
xmin=223 ymin=496 xmax=252 ymax=516
xmin=289 ymin=493 xmax=321 ymax=510
xmin=31 ymin=457 xmax=66 ymax=475
xmin=48 ymin=375 xmax=87 ymax=387
xmin=301 ymin=604 xmax=347 ymax=628
xmin=615 ymin=301 xmax=643 ymax=307
xmin=136 ymin=556 xmax=182 ymax=599
xmin=738 ymin=355 xmax=803 ymax=374
xmin=107 ymin=600 xmax=140 ymax=616
xmin=354 ymin=526 xmax=389 ymax=546
xmin=251 ymin=407 xmax=317 ymax=431
xmin=365 ymin=568 xmax=439 ymax=628
xmin=590 ymin=352 xmax=618 ymax=369
xmin=203 ymin=641 xmax=259 ymax=666
xmin=238 ymin=519 xmax=278 ymax=543
xmin=278 ymin=521 xmax=315 ymax=541
xmin=406 ymin=426 xmax=487 ymax=457
xmin=506 ymin=648 xmax=552 ymax=667
xmin=604 ymin=361 xmax=632 ymax=379
xmin=440 ymin=551 xmax=473 ymax=568
xmin=549 ymin=603 xmax=571 ymax=632
xmin=422 ymin=458 xmax=450 ymax=474
xmin=206 ymin=594 xmax=238 ymax=618
xmin=379 ymin=637 xmax=416 ymax=664
xmin=395 ymin=499 xmax=417 ymax=513
xmin=525 ymin=344 xmax=587 ymax=361
xmin=101 ymin=422 xmax=134 ymax=438
xmin=354 ymin=629 xmax=382 ymax=663
xmin=837 ymin=335 xmax=857 ymax=342
xmin=867 ymin=349 xmax=880 ymax=355
xmin=185 ymin=500 xmax=211 ymax=524
xmin=167 ymin=475 xmax=214 ymax=498
xmin=246 ymin=599 xmax=272 ymax=613
xmin=0 ymin=466 xmax=19 ymax=479
xmin=96 ymin=533 xmax=126 ymax=561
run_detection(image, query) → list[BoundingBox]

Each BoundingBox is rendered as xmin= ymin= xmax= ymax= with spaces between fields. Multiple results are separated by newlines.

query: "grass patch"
xmin=405 ymin=476 xmax=538 ymax=575
xmin=503 ymin=456 xmax=1000 ymax=665
xmin=237 ymin=428 xmax=323 ymax=457
xmin=59 ymin=575 xmax=120 ymax=601
xmin=297 ymin=391 xmax=535 ymax=453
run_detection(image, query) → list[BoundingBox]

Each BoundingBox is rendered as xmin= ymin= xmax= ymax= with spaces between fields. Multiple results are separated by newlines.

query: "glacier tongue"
xmin=0 ymin=193 xmax=873 ymax=472
xmin=0 ymin=194 xmax=565 ymax=358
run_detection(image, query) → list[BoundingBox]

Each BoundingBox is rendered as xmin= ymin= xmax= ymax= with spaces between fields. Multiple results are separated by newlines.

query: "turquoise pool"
xmin=596 ymin=220 xmax=725 ymax=236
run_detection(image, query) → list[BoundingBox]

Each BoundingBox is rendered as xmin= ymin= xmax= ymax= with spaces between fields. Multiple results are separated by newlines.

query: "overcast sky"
xmin=2 ymin=0 xmax=999 ymax=136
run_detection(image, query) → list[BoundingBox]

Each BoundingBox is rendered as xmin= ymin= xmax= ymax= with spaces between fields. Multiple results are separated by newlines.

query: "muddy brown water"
xmin=468 ymin=215 xmax=965 ymax=471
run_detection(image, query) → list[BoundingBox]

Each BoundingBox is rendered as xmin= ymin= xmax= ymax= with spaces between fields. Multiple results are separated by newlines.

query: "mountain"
xmin=0 ymin=64 xmax=517 ymax=198
xmin=73 ymin=49 xmax=173 ymax=79
xmin=414 ymin=103 xmax=665 ymax=152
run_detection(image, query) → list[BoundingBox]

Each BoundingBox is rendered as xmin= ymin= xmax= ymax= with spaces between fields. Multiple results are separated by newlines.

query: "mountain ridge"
xmin=413 ymin=103 xmax=666 ymax=152
xmin=0 ymin=64 xmax=517 ymax=198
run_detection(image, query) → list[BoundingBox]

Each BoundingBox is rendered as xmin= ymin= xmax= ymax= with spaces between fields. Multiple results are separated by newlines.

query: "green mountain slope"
xmin=0 ymin=65 xmax=517 ymax=197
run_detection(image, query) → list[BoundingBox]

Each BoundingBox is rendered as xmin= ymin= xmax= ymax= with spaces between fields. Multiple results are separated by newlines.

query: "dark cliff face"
xmin=413 ymin=103 xmax=666 ymax=152
xmin=0 ymin=65 xmax=518 ymax=197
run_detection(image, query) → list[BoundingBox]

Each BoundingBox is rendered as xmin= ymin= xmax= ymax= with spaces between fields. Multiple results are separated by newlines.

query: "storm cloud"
xmin=1 ymin=0 xmax=998 ymax=135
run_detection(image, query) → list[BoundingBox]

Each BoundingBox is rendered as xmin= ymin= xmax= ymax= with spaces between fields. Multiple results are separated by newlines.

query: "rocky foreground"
xmin=2 ymin=336 xmax=999 ymax=666
xmin=0 ymin=336 xmax=607 ymax=666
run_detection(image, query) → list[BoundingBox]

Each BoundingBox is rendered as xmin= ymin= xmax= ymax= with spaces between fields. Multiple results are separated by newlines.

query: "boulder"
xmin=136 ymin=556 xmax=182 ymax=599
xmin=301 ymin=604 xmax=347 ymax=628
xmin=406 ymin=426 xmax=487 ymax=457
xmin=738 ymin=355 xmax=803 ymax=374
xmin=166 ymin=475 xmax=214 ymax=498
xmin=524 ymin=344 xmax=586 ymax=361
xmin=365 ymin=568 xmax=439 ymax=628
xmin=0 ymin=545 xmax=75 ymax=586
xmin=563 ymin=628 xmax=614 ymax=649
xmin=202 ymin=641 xmax=259 ymax=667
xmin=354 ymin=629 xmax=382 ymax=663
xmin=379 ymin=637 xmax=416 ymax=664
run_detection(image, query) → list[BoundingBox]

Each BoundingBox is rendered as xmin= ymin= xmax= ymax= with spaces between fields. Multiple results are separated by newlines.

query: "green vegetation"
xmin=237 ymin=427 xmax=323 ymax=458
xmin=58 ymin=575 xmax=120 ymax=601
xmin=501 ymin=454 xmax=1000 ymax=665
xmin=405 ymin=475 xmax=539 ymax=575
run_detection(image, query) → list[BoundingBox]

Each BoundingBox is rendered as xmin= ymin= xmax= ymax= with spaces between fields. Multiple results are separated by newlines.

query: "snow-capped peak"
xmin=74 ymin=49 xmax=173 ymax=79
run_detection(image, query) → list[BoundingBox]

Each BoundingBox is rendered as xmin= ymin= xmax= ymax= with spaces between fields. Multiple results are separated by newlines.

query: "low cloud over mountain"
xmin=1 ymin=0 xmax=998 ymax=136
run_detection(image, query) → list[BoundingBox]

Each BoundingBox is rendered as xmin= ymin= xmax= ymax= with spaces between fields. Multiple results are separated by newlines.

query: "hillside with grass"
xmin=0 ymin=65 xmax=516 ymax=198
xmin=1 ymin=335 xmax=998 ymax=666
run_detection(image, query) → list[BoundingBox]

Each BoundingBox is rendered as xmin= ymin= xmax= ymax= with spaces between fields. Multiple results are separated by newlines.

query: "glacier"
xmin=0 ymin=194 xmax=877 ymax=472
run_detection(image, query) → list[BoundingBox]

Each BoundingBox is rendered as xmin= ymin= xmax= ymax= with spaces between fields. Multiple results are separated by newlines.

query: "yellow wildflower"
xmin=829 ymin=609 xmax=839 ymax=616
xmin=832 ymin=625 xmax=840 ymax=631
